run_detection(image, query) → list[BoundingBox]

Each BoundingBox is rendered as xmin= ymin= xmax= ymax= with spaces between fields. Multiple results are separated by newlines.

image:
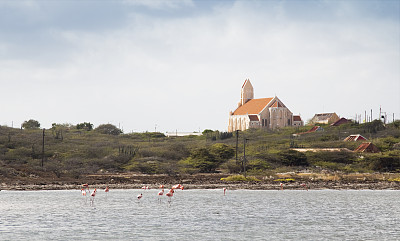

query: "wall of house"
xmin=293 ymin=120 xmax=304 ymax=126
xmin=268 ymin=107 xmax=293 ymax=129
xmin=228 ymin=115 xmax=251 ymax=132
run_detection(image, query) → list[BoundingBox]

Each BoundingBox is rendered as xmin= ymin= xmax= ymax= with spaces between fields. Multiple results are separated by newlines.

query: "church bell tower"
xmin=239 ymin=79 xmax=254 ymax=106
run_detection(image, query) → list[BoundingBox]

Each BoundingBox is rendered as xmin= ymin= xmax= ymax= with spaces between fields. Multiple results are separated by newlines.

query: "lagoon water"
xmin=1 ymin=189 xmax=400 ymax=240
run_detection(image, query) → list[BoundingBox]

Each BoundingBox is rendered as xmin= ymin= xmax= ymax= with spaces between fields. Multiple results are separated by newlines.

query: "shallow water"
xmin=1 ymin=189 xmax=399 ymax=240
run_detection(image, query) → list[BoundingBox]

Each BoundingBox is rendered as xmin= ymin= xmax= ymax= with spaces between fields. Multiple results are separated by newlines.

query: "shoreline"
xmin=2 ymin=173 xmax=400 ymax=191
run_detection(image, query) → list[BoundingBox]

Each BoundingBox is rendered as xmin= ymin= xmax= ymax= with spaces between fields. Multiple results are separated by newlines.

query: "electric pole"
xmin=41 ymin=128 xmax=45 ymax=168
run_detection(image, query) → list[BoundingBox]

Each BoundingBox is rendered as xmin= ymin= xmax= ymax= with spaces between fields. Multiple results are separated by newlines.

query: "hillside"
xmin=1 ymin=120 xmax=399 ymax=188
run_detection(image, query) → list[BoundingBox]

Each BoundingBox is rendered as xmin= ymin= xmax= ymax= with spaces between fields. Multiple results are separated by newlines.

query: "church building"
xmin=228 ymin=79 xmax=294 ymax=132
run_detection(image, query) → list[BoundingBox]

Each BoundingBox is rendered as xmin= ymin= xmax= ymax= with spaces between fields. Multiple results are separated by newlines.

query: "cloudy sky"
xmin=1 ymin=0 xmax=399 ymax=133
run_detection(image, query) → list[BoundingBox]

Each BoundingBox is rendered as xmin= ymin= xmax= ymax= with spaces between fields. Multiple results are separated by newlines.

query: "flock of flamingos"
xmin=80 ymin=182 xmax=308 ymax=205
xmin=80 ymin=183 xmax=229 ymax=205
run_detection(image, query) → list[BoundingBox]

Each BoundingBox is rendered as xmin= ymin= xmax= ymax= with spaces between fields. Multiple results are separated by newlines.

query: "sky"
xmin=1 ymin=0 xmax=399 ymax=133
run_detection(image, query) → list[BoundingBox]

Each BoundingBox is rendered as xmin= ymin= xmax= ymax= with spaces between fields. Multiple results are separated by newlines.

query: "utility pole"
xmin=41 ymin=128 xmax=45 ymax=168
xmin=235 ymin=130 xmax=239 ymax=164
xmin=365 ymin=110 xmax=366 ymax=123
xmin=243 ymin=138 xmax=249 ymax=177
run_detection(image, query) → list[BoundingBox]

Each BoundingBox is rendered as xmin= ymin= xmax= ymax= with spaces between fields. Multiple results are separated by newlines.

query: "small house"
xmin=310 ymin=113 xmax=340 ymax=125
xmin=293 ymin=115 xmax=304 ymax=127
xmin=354 ymin=142 xmax=380 ymax=153
xmin=331 ymin=117 xmax=352 ymax=126
xmin=344 ymin=134 xmax=367 ymax=141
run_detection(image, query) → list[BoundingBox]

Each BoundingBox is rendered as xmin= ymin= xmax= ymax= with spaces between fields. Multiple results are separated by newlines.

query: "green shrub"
xmin=278 ymin=150 xmax=308 ymax=166
xmin=307 ymin=151 xmax=355 ymax=164
xmin=364 ymin=151 xmax=400 ymax=172
xmin=274 ymin=178 xmax=295 ymax=182
xmin=221 ymin=175 xmax=260 ymax=182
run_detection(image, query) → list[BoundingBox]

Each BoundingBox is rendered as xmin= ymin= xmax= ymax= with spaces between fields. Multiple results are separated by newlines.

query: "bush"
xmin=220 ymin=174 xmax=260 ymax=182
xmin=278 ymin=150 xmax=308 ymax=166
xmin=95 ymin=124 xmax=122 ymax=135
xmin=306 ymin=151 xmax=355 ymax=164
xmin=364 ymin=151 xmax=400 ymax=172
xmin=209 ymin=143 xmax=235 ymax=161
xmin=180 ymin=148 xmax=217 ymax=173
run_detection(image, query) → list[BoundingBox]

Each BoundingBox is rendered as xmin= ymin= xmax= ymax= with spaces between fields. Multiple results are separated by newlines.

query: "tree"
xmin=76 ymin=122 xmax=93 ymax=131
xmin=95 ymin=124 xmax=122 ymax=135
xmin=202 ymin=129 xmax=214 ymax=135
xmin=22 ymin=119 xmax=40 ymax=129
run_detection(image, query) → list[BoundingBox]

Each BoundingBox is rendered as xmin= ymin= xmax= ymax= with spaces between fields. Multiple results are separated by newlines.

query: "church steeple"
xmin=240 ymin=79 xmax=254 ymax=106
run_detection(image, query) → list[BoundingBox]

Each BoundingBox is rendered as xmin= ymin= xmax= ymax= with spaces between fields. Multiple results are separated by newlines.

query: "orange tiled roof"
xmin=233 ymin=98 xmax=273 ymax=115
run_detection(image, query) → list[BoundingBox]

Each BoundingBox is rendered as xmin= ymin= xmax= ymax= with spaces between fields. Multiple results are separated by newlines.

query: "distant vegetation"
xmin=0 ymin=120 xmax=399 ymax=181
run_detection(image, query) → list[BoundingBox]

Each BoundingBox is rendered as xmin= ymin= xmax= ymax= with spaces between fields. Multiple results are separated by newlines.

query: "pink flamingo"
xmin=280 ymin=183 xmax=284 ymax=191
xmin=159 ymin=185 xmax=165 ymax=189
xmin=172 ymin=184 xmax=182 ymax=190
xmin=89 ymin=188 xmax=97 ymax=205
xmin=81 ymin=188 xmax=86 ymax=196
xmin=223 ymin=187 xmax=227 ymax=196
xmin=91 ymin=188 xmax=97 ymax=197
xmin=137 ymin=193 xmax=143 ymax=200
xmin=157 ymin=189 xmax=164 ymax=202
xmin=166 ymin=190 xmax=173 ymax=203
xmin=105 ymin=186 xmax=109 ymax=192
xmin=301 ymin=183 xmax=308 ymax=191
xmin=82 ymin=183 xmax=90 ymax=193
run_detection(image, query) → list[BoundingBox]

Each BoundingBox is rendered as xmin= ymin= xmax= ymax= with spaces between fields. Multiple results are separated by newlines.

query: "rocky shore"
xmin=1 ymin=173 xmax=400 ymax=191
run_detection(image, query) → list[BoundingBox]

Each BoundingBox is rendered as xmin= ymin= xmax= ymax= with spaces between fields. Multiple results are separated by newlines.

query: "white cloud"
xmin=1 ymin=0 xmax=399 ymax=131
xmin=122 ymin=0 xmax=194 ymax=9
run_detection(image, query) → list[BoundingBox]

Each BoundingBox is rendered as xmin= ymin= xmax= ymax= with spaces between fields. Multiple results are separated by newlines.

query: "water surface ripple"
xmin=1 ymin=189 xmax=399 ymax=240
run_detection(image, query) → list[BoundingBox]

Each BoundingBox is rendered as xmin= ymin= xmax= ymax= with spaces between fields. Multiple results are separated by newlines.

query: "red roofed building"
xmin=331 ymin=117 xmax=352 ymax=126
xmin=228 ymin=79 xmax=293 ymax=131
xmin=344 ymin=134 xmax=367 ymax=141
xmin=293 ymin=115 xmax=304 ymax=127
xmin=354 ymin=142 xmax=380 ymax=153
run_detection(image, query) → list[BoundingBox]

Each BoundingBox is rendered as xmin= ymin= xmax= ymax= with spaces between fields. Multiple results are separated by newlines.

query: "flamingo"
xmin=81 ymin=188 xmax=86 ymax=196
xmin=280 ymin=183 xmax=284 ymax=191
xmin=89 ymin=188 xmax=97 ymax=205
xmin=91 ymin=188 xmax=97 ymax=197
xmin=105 ymin=186 xmax=109 ymax=192
xmin=172 ymin=184 xmax=181 ymax=189
xmin=180 ymin=185 xmax=184 ymax=190
xmin=166 ymin=190 xmax=173 ymax=203
xmin=157 ymin=189 xmax=164 ymax=202
xmin=301 ymin=183 xmax=308 ymax=191
xmin=137 ymin=193 xmax=143 ymax=200
xmin=223 ymin=187 xmax=227 ymax=196
xmin=159 ymin=185 xmax=165 ymax=189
